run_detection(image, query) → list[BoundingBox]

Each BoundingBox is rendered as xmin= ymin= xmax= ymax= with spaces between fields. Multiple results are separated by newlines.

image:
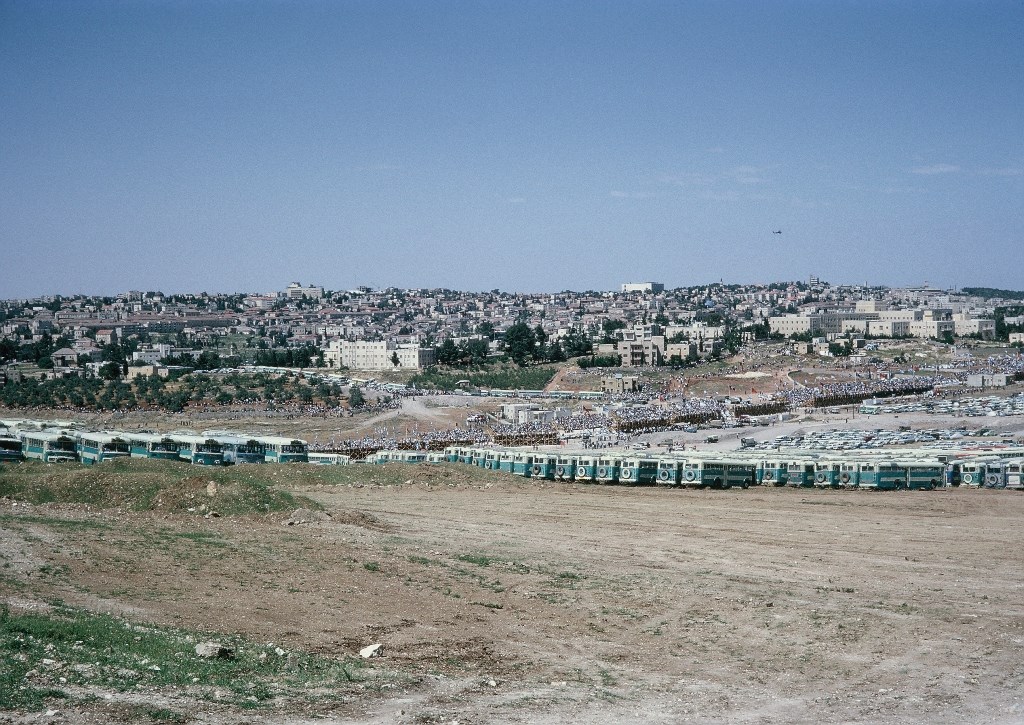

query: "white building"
xmin=620 ymin=282 xmax=665 ymax=294
xmin=325 ymin=340 xmax=435 ymax=370
xmin=285 ymin=282 xmax=324 ymax=301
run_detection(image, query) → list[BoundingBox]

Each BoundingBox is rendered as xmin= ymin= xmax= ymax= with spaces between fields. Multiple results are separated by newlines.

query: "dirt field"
xmin=3 ymin=463 xmax=1024 ymax=724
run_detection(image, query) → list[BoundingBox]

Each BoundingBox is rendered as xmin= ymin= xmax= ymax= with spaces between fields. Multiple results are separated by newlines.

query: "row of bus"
xmin=0 ymin=426 xmax=310 ymax=467
xmin=3 ymin=420 xmax=1022 ymax=491
xmin=423 ymin=446 xmax=1024 ymax=491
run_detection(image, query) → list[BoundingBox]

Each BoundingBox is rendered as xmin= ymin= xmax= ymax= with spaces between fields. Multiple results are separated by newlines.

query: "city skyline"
xmin=2 ymin=1 xmax=1022 ymax=298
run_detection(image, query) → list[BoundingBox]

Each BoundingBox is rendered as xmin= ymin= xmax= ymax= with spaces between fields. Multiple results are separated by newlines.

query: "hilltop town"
xmin=2 ymin=279 xmax=1022 ymax=382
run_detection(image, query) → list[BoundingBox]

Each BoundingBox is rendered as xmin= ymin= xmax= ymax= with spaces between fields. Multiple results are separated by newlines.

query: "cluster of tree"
xmin=434 ymin=338 xmax=491 ymax=367
xmin=0 ymin=369 xmax=352 ymax=413
xmin=828 ymin=341 xmax=853 ymax=357
xmin=994 ymin=306 xmax=1024 ymax=341
xmin=577 ymin=354 xmax=623 ymax=369
xmin=159 ymin=350 xmax=242 ymax=370
xmin=0 ymin=332 xmax=73 ymax=367
xmin=0 ymin=375 xmax=138 ymax=410
xmin=435 ymin=324 xmax=584 ymax=368
xmin=252 ymin=345 xmax=322 ymax=368
xmin=599 ymin=319 xmax=627 ymax=344
xmin=961 ymin=288 xmax=1024 ymax=301
xmin=502 ymin=323 xmax=573 ymax=366
xmin=663 ymin=350 xmax=702 ymax=368
xmin=408 ymin=365 xmax=557 ymax=392
xmin=560 ymin=328 xmax=593 ymax=357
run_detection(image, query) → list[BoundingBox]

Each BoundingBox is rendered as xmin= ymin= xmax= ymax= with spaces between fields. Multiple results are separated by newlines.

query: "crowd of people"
xmin=308 ymin=426 xmax=490 ymax=457
xmin=776 ymin=375 xmax=956 ymax=409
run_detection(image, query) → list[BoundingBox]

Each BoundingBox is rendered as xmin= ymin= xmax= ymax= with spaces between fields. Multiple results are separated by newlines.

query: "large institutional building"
xmin=324 ymin=340 xmax=435 ymax=371
xmin=620 ymin=282 xmax=665 ymax=294
xmin=769 ymin=305 xmax=994 ymax=340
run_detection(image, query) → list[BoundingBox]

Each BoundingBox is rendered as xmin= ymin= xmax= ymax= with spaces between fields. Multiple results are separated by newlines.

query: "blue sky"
xmin=2 ymin=1 xmax=1022 ymax=298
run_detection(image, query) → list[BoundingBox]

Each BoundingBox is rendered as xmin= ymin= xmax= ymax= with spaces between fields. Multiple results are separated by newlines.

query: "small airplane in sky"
xmin=772 ymin=230 xmax=782 ymax=234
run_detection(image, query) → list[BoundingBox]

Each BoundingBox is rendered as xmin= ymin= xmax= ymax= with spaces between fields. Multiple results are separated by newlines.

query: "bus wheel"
xmin=741 ymin=480 xmax=749 ymax=489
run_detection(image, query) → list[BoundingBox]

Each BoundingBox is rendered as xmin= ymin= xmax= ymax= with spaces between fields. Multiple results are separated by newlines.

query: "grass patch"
xmin=0 ymin=603 xmax=392 ymax=712
xmin=457 ymin=553 xmax=493 ymax=567
xmin=0 ymin=513 xmax=112 ymax=531
xmin=0 ymin=459 xmax=317 ymax=516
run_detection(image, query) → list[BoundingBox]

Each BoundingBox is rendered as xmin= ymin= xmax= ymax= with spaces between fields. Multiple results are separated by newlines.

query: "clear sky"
xmin=2 ymin=0 xmax=1022 ymax=298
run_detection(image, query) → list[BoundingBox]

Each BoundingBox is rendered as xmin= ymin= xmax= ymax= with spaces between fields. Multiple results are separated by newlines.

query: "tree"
xmin=349 ymin=385 xmax=365 ymax=408
xmin=562 ymin=328 xmax=593 ymax=357
xmin=391 ymin=351 xmax=401 ymax=368
xmin=436 ymin=338 xmax=459 ymax=366
xmin=503 ymin=322 xmax=536 ymax=366
xmin=99 ymin=361 xmax=122 ymax=380
xmin=601 ymin=319 xmax=626 ymax=342
xmin=476 ymin=321 xmax=495 ymax=340
xmin=461 ymin=338 xmax=489 ymax=365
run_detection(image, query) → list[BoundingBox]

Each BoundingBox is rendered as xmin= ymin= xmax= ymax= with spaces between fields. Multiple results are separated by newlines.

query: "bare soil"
xmin=4 ymin=467 xmax=1024 ymax=724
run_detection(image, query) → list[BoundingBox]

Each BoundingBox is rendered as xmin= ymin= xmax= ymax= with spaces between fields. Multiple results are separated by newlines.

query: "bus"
xmin=758 ymin=459 xmax=788 ymax=486
xmin=656 ymin=458 xmax=682 ymax=486
xmin=511 ymin=452 xmax=535 ymax=477
xmin=1005 ymin=460 xmax=1023 ymax=490
xmin=129 ymin=433 xmax=181 ymax=461
xmin=208 ymin=435 xmax=266 ymax=465
xmin=785 ymin=460 xmax=816 ymax=488
xmin=443 ymin=446 xmax=462 ymax=463
xmin=470 ymin=447 xmax=488 ymax=468
xmin=595 ymin=456 xmax=623 ymax=484
xmin=307 ymin=452 xmax=351 ymax=465
xmin=555 ymin=455 xmax=578 ymax=481
xmin=857 ymin=461 xmax=907 ymax=490
xmin=531 ymin=453 xmax=558 ymax=480
xmin=77 ymin=432 xmax=131 ymax=465
xmin=903 ymin=460 xmax=944 ymax=490
xmin=371 ymin=450 xmax=398 ymax=464
xmin=619 ymin=456 xmax=659 ymax=485
xmin=18 ymin=430 xmax=78 ymax=463
xmin=981 ymin=460 xmax=1006 ymax=489
xmin=497 ymin=450 xmax=516 ymax=473
xmin=721 ymin=458 xmax=755 ymax=489
xmin=959 ymin=460 xmax=987 ymax=488
xmin=575 ymin=455 xmax=598 ymax=482
xmin=260 ymin=437 xmax=309 ymax=464
xmin=813 ymin=460 xmax=843 ymax=489
xmin=174 ymin=435 xmax=225 ymax=466
xmin=0 ymin=431 xmax=24 ymax=462
xmin=680 ymin=457 xmax=753 ymax=489
xmin=483 ymin=449 xmax=501 ymax=470
xmin=837 ymin=461 xmax=859 ymax=488
xmin=684 ymin=456 xmax=749 ymax=489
